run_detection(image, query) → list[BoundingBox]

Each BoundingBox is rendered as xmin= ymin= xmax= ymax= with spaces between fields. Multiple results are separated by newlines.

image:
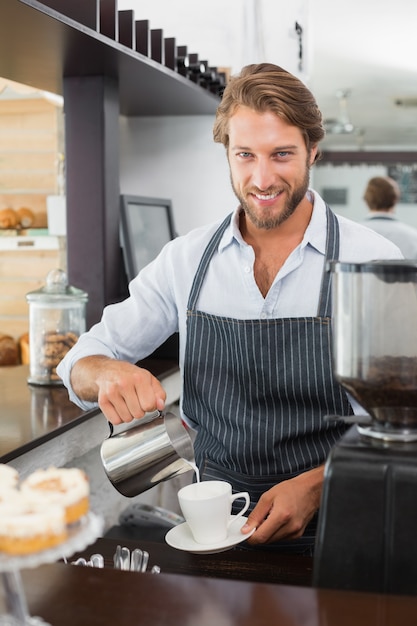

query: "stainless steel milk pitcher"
xmin=100 ymin=411 xmax=196 ymax=497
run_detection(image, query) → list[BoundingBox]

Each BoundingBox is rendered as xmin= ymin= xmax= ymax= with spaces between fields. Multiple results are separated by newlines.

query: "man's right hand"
xmin=70 ymin=356 xmax=166 ymax=425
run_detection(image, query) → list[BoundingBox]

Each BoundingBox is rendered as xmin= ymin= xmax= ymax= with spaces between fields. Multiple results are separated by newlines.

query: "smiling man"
xmin=226 ymin=105 xmax=317 ymax=297
xmin=57 ymin=63 xmax=403 ymax=555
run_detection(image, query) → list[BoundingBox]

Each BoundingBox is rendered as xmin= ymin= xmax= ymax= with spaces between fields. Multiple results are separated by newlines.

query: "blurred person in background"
xmin=361 ymin=176 xmax=417 ymax=258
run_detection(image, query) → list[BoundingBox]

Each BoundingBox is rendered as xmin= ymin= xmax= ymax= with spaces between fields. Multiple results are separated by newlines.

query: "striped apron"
xmin=182 ymin=206 xmax=352 ymax=553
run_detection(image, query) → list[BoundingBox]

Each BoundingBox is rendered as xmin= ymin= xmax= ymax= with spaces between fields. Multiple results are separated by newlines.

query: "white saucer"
xmin=165 ymin=515 xmax=255 ymax=554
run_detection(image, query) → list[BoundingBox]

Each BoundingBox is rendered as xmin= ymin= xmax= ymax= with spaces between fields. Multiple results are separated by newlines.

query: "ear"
xmin=309 ymin=145 xmax=318 ymax=166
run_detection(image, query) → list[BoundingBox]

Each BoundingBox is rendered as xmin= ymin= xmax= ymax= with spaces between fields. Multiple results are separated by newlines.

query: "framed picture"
xmin=120 ymin=194 xmax=176 ymax=282
xmin=387 ymin=165 xmax=417 ymax=204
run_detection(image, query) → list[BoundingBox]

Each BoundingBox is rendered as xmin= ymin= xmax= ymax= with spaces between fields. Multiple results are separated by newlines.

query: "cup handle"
xmin=228 ymin=491 xmax=250 ymax=527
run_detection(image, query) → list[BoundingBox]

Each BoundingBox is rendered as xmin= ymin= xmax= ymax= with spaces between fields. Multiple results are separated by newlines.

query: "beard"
xmin=231 ymin=159 xmax=311 ymax=231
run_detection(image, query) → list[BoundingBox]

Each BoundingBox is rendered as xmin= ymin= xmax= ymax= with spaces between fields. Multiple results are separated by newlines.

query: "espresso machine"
xmin=313 ymin=260 xmax=417 ymax=596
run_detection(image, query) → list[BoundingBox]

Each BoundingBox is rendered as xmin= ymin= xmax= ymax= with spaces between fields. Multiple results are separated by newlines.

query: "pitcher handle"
xmin=105 ymin=410 xmax=163 ymax=439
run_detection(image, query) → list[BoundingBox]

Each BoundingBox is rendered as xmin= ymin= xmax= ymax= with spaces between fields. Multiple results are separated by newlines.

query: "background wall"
xmin=119 ymin=115 xmax=234 ymax=234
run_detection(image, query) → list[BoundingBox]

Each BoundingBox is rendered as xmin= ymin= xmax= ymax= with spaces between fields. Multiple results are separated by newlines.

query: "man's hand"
xmin=241 ymin=465 xmax=324 ymax=544
xmin=70 ymin=356 xmax=166 ymax=424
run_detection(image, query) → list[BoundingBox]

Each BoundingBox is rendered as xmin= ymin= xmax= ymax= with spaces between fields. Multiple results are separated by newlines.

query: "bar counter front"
xmin=11 ymin=544 xmax=417 ymax=626
xmin=2 ymin=365 xmax=417 ymax=625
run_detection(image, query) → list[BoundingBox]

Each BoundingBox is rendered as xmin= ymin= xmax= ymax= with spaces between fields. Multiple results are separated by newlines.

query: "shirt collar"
xmin=218 ymin=189 xmax=328 ymax=256
xmin=217 ymin=206 xmax=245 ymax=252
xmin=303 ymin=189 xmax=327 ymax=255
xmin=366 ymin=212 xmax=397 ymax=221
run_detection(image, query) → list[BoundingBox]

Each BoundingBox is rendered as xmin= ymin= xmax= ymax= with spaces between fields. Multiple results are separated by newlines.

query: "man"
xmin=57 ymin=63 xmax=402 ymax=554
xmin=361 ymin=175 xmax=417 ymax=259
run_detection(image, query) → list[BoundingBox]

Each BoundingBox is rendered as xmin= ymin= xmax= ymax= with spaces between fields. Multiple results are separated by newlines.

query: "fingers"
xmin=246 ymin=514 xmax=303 ymax=545
xmin=96 ymin=364 xmax=166 ymax=425
xmin=241 ymin=494 xmax=272 ymax=535
xmin=98 ymin=394 xmax=125 ymax=425
xmin=241 ymin=483 xmax=312 ymax=545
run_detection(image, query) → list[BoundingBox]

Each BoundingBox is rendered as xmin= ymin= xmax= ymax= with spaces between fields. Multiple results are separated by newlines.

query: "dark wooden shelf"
xmin=0 ymin=0 xmax=219 ymax=116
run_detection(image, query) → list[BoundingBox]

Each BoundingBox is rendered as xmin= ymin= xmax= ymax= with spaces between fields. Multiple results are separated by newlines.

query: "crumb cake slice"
xmin=21 ymin=467 xmax=90 ymax=525
xmin=0 ymin=494 xmax=67 ymax=555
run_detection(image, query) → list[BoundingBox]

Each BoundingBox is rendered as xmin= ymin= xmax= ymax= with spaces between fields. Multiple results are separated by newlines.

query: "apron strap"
xmin=316 ymin=204 xmax=340 ymax=318
xmin=187 ymin=213 xmax=232 ymax=311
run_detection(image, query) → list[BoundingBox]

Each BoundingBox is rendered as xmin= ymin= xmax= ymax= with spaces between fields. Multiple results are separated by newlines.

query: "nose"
xmin=252 ymin=158 xmax=276 ymax=191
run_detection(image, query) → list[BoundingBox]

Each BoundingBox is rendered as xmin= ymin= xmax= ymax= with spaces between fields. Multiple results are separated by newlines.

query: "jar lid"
xmin=26 ymin=269 xmax=88 ymax=302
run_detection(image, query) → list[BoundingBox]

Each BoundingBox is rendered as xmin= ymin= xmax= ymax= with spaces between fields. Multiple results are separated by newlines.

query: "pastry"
xmin=19 ymin=332 xmax=30 ymax=365
xmin=16 ymin=207 xmax=35 ymax=228
xmin=0 ymin=466 xmax=91 ymax=555
xmin=21 ymin=467 xmax=90 ymax=525
xmin=0 ymin=494 xmax=67 ymax=555
xmin=0 ymin=208 xmax=18 ymax=229
xmin=40 ymin=331 xmax=79 ymax=381
xmin=0 ymin=333 xmax=20 ymax=365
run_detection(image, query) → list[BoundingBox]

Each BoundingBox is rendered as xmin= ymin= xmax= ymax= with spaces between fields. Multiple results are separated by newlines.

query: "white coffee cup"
xmin=178 ymin=480 xmax=250 ymax=544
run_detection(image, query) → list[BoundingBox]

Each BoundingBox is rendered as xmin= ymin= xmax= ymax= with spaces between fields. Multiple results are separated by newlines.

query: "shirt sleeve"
xmin=57 ymin=242 xmax=180 ymax=409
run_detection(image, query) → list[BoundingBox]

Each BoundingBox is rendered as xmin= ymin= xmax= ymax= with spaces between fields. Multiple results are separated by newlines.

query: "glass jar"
xmin=26 ymin=269 xmax=88 ymax=385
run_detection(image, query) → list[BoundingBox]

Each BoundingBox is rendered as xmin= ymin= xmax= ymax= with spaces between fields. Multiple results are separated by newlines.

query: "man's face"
xmin=227 ymin=105 xmax=317 ymax=230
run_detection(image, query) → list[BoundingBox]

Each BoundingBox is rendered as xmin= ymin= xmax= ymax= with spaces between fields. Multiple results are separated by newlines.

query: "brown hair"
xmin=213 ymin=63 xmax=325 ymax=161
xmin=364 ymin=176 xmax=401 ymax=211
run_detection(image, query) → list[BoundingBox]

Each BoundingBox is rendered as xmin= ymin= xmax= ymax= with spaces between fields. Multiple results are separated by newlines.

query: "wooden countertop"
xmin=0 ymin=360 xmax=179 ymax=462
xmin=0 ymin=364 xmax=97 ymax=462
xmin=9 ymin=536 xmax=417 ymax=626
xmin=73 ymin=535 xmax=314 ymax=588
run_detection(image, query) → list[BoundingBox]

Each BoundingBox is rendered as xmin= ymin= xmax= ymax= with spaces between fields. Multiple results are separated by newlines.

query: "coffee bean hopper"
xmin=313 ymin=260 xmax=417 ymax=595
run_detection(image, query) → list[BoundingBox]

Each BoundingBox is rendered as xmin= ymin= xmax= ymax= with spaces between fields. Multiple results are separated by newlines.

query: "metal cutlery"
xmin=113 ymin=544 xmax=122 ymax=569
xmin=90 ymin=554 xmax=105 ymax=568
xmin=69 ymin=546 xmax=159 ymax=573
xmin=71 ymin=558 xmax=88 ymax=567
xmin=71 ymin=554 xmax=104 ymax=568
xmin=130 ymin=548 xmax=143 ymax=572
xmin=140 ymin=550 xmax=149 ymax=573
xmin=112 ymin=545 xmax=157 ymax=573
xmin=120 ymin=546 xmax=131 ymax=570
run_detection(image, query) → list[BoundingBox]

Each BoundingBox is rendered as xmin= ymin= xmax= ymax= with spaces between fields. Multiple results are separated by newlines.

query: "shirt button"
xmin=260 ymin=313 xmax=267 ymax=319
xmin=244 ymin=266 xmax=251 ymax=273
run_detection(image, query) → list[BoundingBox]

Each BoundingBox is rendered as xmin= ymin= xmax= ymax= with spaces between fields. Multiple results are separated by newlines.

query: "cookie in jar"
xmin=26 ymin=270 xmax=88 ymax=385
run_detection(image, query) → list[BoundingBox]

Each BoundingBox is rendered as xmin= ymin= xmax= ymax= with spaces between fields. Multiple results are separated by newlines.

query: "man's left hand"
xmin=241 ymin=465 xmax=324 ymax=544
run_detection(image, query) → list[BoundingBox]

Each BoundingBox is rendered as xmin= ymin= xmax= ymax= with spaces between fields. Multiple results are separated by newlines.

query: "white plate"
xmin=165 ymin=515 xmax=255 ymax=554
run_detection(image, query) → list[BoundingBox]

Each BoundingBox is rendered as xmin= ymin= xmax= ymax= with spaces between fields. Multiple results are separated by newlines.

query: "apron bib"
xmin=182 ymin=206 xmax=352 ymax=553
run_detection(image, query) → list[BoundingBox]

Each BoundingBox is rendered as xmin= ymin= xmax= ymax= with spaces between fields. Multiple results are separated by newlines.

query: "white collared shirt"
xmin=361 ymin=212 xmax=417 ymax=259
xmin=57 ymin=189 xmax=403 ymax=410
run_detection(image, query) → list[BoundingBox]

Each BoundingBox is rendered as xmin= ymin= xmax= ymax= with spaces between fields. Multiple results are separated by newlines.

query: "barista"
xmin=57 ymin=63 xmax=402 ymax=554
